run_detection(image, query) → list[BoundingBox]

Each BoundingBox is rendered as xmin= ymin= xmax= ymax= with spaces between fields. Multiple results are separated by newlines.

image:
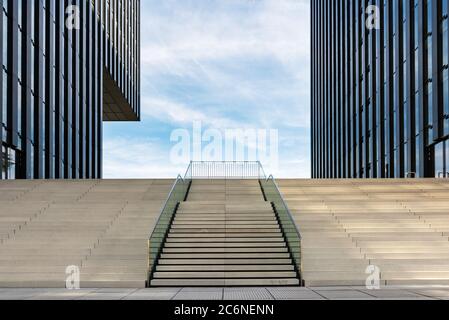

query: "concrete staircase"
xmin=277 ymin=179 xmax=449 ymax=286
xmin=150 ymin=180 xmax=300 ymax=287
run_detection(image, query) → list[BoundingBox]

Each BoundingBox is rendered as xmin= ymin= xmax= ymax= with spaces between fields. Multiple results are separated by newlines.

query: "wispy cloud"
xmin=103 ymin=138 xmax=186 ymax=178
xmin=140 ymin=0 xmax=309 ymax=71
xmin=103 ymin=0 xmax=311 ymax=179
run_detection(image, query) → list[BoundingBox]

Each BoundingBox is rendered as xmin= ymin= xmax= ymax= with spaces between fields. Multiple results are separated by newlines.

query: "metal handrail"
xmin=265 ymin=175 xmax=302 ymax=240
xmin=147 ymin=174 xmax=191 ymax=284
xmin=258 ymin=163 xmax=267 ymax=180
xmin=149 ymin=174 xmax=184 ymax=238
xmin=184 ymin=162 xmax=193 ymax=180
xmin=261 ymin=174 xmax=302 ymax=284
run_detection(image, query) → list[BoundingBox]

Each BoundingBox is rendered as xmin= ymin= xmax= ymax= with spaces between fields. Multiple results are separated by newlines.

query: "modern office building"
xmin=311 ymin=0 xmax=449 ymax=178
xmin=1 ymin=0 xmax=140 ymax=179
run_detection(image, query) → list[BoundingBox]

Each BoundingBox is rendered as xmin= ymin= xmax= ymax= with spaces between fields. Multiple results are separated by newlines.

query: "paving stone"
xmin=359 ymin=289 xmax=426 ymax=299
xmin=93 ymin=288 xmax=138 ymax=294
xmin=313 ymin=289 xmax=374 ymax=300
xmin=408 ymin=288 xmax=449 ymax=298
xmin=223 ymin=288 xmax=273 ymax=300
xmin=375 ymin=297 xmax=437 ymax=300
xmin=174 ymin=288 xmax=223 ymax=300
xmin=124 ymin=290 xmax=180 ymax=301
xmin=267 ymin=287 xmax=324 ymax=300
xmin=27 ymin=291 xmax=92 ymax=300
xmin=76 ymin=293 xmax=131 ymax=300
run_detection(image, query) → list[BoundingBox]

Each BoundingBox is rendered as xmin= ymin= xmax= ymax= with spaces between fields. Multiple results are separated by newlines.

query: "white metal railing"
xmin=184 ymin=161 xmax=267 ymax=180
xmin=438 ymin=172 xmax=449 ymax=178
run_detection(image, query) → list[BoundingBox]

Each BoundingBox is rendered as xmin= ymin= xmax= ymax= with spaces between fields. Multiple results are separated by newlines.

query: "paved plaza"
xmin=0 ymin=286 xmax=449 ymax=300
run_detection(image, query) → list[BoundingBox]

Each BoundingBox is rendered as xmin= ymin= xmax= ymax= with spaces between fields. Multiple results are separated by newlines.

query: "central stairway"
xmin=149 ymin=179 xmax=300 ymax=286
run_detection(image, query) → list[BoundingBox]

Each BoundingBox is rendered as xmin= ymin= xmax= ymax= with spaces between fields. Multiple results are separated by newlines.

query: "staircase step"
xmin=156 ymin=265 xmax=295 ymax=271
xmin=167 ymin=234 xmax=283 ymax=239
xmin=170 ymin=229 xmax=281 ymax=233
xmin=151 ymin=278 xmax=300 ymax=287
xmin=175 ymin=213 xmax=276 ymax=217
xmin=172 ymin=221 xmax=279 ymax=226
xmin=158 ymin=259 xmax=294 ymax=265
xmin=171 ymin=225 xmax=280 ymax=229
xmin=153 ymin=271 xmax=297 ymax=279
xmin=164 ymin=242 xmax=286 ymax=248
xmin=166 ymin=238 xmax=284 ymax=243
xmin=162 ymin=247 xmax=288 ymax=253
xmin=160 ymin=253 xmax=291 ymax=259
xmin=174 ymin=217 xmax=277 ymax=221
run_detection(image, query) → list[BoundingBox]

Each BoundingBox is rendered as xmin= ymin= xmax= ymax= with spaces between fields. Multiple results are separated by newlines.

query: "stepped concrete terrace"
xmin=0 ymin=180 xmax=172 ymax=288
xmin=0 ymin=178 xmax=449 ymax=289
xmin=277 ymin=178 xmax=449 ymax=286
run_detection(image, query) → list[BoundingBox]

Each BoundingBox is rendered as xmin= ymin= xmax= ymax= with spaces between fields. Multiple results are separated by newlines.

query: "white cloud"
xmin=103 ymin=138 xmax=185 ymax=178
xmin=103 ymin=131 xmax=310 ymax=179
xmin=104 ymin=0 xmax=312 ymax=179
xmin=140 ymin=96 xmax=241 ymax=128
xmin=140 ymin=0 xmax=310 ymax=76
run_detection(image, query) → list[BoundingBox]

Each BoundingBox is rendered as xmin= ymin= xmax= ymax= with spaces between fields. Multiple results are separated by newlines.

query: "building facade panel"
xmin=312 ymin=0 xmax=449 ymax=178
xmin=1 ymin=0 xmax=140 ymax=180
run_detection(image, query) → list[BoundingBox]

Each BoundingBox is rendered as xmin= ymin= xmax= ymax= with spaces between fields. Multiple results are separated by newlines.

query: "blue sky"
xmin=103 ymin=0 xmax=310 ymax=178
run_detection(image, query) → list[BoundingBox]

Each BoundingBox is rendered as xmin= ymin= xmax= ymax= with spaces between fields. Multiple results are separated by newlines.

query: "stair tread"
xmin=162 ymin=248 xmax=288 ymax=253
xmin=164 ymin=243 xmax=286 ymax=248
xmin=151 ymin=279 xmax=300 ymax=286
xmin=158 ymin=259 xmax=294 ymax=265
xmin=153 ymin=271 xmax=297 ymax=278
xmin=166 ymin=239 xmax=285 ymax=243
xmin=156 ymin=265 xmax=295 ymax=271
xmin=160 ymin=253 xmax=291 ymax=258
xmin=168 ymin=234 xmax=282 ymax=238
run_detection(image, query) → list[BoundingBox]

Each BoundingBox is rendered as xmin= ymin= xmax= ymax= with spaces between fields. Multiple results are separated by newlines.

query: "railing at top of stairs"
xmin=147 ymin=174 xmax=191 ymax=285
xmin=260 ymin=175 xmax=303 ymax=285
xmin=184 ymin=161 xmax=267 ymax=180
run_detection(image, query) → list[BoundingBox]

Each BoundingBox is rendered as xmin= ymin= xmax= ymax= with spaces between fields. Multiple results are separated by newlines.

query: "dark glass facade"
xmin=1 ymin=0 xmax=140 ymax=179
xmin=311 ymin=0 xmax=449 ymax=178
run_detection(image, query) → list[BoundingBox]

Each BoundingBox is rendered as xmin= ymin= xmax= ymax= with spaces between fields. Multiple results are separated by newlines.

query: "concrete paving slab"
xmin=123 ymin=288 xmax=181 ymax=300
xmin=76 ymin=292 xmax=132 ymax=300
xmin=26 ymin=291 xmax=94 ymax=300
xmin=223 ymin=288 xmax=273 ymax=300
xmin=93 ymin=288 xmax=138 ymax=294
xmin=312 ymin=289 xmax=374 ymax=300
xmin=267 ymin=287 xmax=325 ymax=300
xmin=174 ymin=288 xmax=223 ymax=300
xmin=407 ymin=288 xmax=449 ymax=298
xmin=358 ymin=289 xmax=426 ymax=299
